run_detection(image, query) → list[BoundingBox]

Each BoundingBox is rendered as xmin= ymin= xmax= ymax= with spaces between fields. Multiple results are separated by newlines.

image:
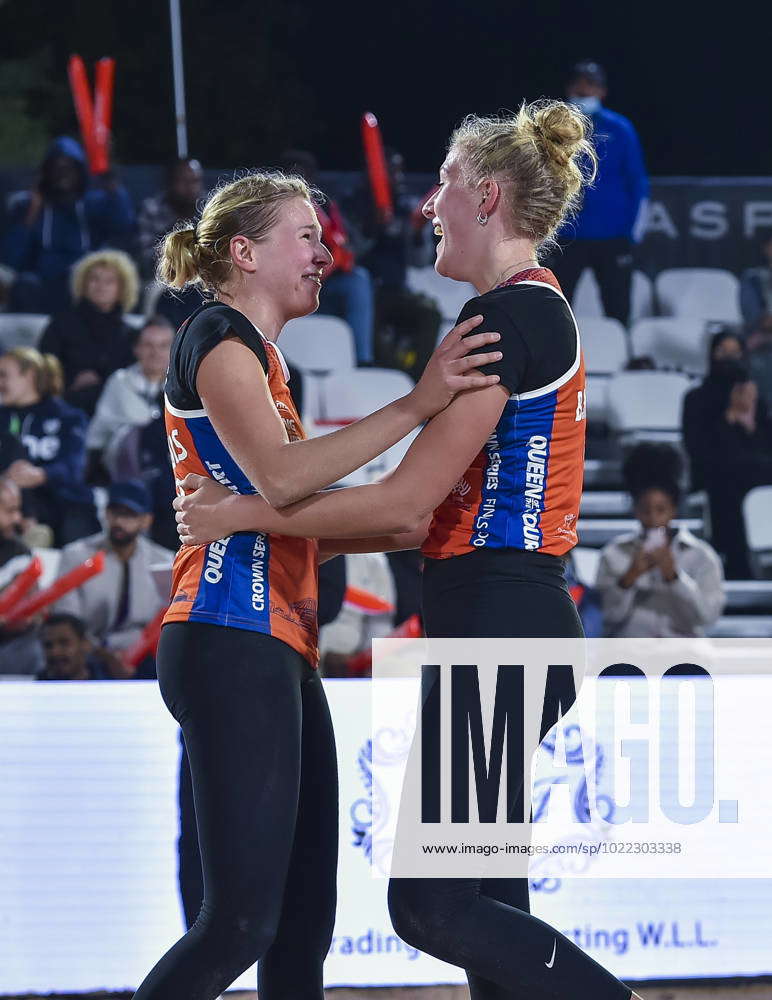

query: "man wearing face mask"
xmin=549 ymin=60 xmax=649 ymax=325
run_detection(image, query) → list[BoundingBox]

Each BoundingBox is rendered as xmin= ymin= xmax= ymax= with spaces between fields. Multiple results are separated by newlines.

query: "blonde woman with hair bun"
xmin=132 ymin=168 xmax=501 ymax=1000
xmin=175 ymin=104 xmax=640 ymax=1000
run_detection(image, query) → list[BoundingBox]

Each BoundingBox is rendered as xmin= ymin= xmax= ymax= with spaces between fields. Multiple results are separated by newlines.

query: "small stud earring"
xmin=476 ymin=211 xmax=488 ymax=226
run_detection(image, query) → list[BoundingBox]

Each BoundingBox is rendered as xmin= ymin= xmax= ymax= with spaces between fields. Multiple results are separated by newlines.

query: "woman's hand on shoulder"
xmin=409 ymin=314 xmax=502 ymax=420
xmin=173 ymin=474 xmax=241 ymax=546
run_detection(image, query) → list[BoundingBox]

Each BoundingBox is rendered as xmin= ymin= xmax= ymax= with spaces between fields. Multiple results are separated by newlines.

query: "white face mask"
xmin=569 ymin=95 xmax=602 ymax=115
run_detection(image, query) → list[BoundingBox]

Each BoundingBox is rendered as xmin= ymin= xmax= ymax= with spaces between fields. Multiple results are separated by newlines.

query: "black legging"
xmin=387 ymin=549 xmax=632 ymax=1000
xmin=133 ymin=622 xmax=338 ymax=1000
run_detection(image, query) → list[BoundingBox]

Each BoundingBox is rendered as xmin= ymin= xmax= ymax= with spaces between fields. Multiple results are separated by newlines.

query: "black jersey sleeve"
xmin=169 ymin=303 xmax=269 ymax=409
xmin=455 ymin=296 xmax=532 ymax=395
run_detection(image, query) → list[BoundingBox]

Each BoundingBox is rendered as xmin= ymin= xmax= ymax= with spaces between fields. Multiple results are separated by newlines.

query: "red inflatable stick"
xmin=344 ymin=585 xmax=395 ymax=616
xmin=0 ymin=556 xmax=43 ymax=616
xmin=93 ymin=57 xmax=115 ymax=174
xmin=361 ymin=112 xmax=393 ymax=224
xmin=68 ymin=55 xmax=98 ymax=172
xmin=5 ymin=551 xmax=106 ymax=625
xmin=123 ymin=606 xmax=166 ymax=670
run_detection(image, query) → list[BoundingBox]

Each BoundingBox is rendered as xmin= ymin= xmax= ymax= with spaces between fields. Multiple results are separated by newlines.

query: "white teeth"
xmin=433 ymin=223 xmax=444 ymax=237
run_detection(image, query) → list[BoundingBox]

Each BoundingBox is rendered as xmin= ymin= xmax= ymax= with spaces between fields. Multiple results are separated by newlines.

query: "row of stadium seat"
xmin=583 ymin=315 xmax=722 ymax=376
xmin=407 ymin=265 xmax=743 ymax=327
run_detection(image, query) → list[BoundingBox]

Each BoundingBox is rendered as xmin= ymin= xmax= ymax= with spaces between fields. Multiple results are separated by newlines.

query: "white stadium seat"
xmin=579 ymin=317 xmax=628 ymax=426
xmin=743 ymin=486 xmax=772 ymax=578
xmin=0 ymin=313 xmax=49 ymax=351
xmin=629 ymin=317 xmax=711 ymax=374
xmin=571 ymin=545 xmax=601 ymax=586
xmin=631 ymin=270 xmax=655 ymax=321
xmin=571 ymin=269 xmax=653 ymax=322
xmin=406 ymin=266 xmax=476 ymax=323
xmin=309 ymin=368 xmax=418 ymax=486
xmin=320 ymin=368 xmax=415 ymax=421
xmin=579 ymin=317 xmax=628 ymax=374
xmin=654 ymin=268 xmax=741 ymax=323
xmin=571 ymin=269 xmax=603 ymax=316
xmin=606 ymin=370 xmax=692 ymax=442
xmin=278 ymin=315 xmax=356 ymax=372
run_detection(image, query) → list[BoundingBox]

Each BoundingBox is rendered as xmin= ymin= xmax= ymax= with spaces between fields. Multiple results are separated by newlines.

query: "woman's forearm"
xmin=318 ymin=522 xmax=430 ymax=561
xmin=228 ymin=481 xmax=418 ymax=539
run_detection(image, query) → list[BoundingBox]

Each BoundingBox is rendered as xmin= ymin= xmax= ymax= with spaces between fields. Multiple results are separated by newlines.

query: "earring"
xmin=476 ymin=211 xmax=488 ymax=226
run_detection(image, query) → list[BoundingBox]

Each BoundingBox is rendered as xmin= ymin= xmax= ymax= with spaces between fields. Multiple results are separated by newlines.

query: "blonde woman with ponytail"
xmin=175 ymin=103 xmax=642 ymax=1000
xmin=0 ymin=347 xmax=98 ymax=545
xmin=132 ymin=168 xmax=501 ymax=1000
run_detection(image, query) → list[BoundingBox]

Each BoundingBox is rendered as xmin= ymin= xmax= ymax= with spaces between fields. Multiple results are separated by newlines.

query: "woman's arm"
xmin=176 ymin=383 xmax=509 ymax=542
xmin=195 ymin=315 xmax=502 ymax=508
xmin=317 ymin=521 xmax=431 ymax=563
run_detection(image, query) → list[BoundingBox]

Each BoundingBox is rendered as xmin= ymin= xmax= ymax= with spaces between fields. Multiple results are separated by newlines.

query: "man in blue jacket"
xmin=1 ymin=136 xmax=136 ymax=314
xmin=551 ymin=61 xmax=649 ymax=325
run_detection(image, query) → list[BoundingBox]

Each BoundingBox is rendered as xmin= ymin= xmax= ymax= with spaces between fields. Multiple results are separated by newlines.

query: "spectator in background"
xmin=0 ymin=347 xmax=97 ymax=546
xmin=549 ymin=60 xmax=649 ymax=325
xmin=87 ymin=315 xmax=173 ymax=479
xmin=53 ymin=480 xmax=173 ymax=665
xmin=138 ymin=158 xmax=207 ymax=329
xmin=37 ymin=613 xmax=120 ymax=681
xmin=748 ymin=314 xmax=772 ymax=414
xmin=596 ymin=443 xmax=724 ymax=637
xmin=349 ymin=148 xmax=442 ymax=379
xmin=39 ymin=249 xmax=138 ymax=416
xmin=682 ymin=330 xmax=772 ymax=577
xmin=740 ymin=229 xmax=772 ymax=333
xmin=0 ymin=136 xmax=135 ymax=314
xmin=279 ymin=150 xmax=375 ymax=364
xmin=0 ymin=477 xmax=44 ymax=676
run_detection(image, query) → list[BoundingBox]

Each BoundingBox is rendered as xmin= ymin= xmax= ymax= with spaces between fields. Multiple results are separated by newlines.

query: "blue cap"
xmin=107 ymin=480 xmax=153 ymax=514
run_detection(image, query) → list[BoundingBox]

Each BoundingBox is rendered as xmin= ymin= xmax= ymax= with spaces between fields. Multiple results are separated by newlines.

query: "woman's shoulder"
xmin=183 ymin=301 xmax=257 ymax=340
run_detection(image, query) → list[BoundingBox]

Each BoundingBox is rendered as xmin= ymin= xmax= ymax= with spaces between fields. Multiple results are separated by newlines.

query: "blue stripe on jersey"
xmin=504 ymin=390 xmax=558 ymax=550
xmin=469 ymin=397 xmax=519 ymax=548
xmin=186 ymin=416 xmax=256 ymax=496
xmin=189 ymin=531 xmax=271 ymax=630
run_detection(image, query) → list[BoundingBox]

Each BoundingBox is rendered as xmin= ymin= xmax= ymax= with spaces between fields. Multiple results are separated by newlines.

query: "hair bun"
xmin=532 ymin=102 xmax=588 ymax=167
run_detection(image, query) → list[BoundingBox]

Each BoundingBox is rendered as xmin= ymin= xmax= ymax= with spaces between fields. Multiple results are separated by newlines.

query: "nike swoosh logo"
xmin=545 ymin=939 xmax=557 ymax=969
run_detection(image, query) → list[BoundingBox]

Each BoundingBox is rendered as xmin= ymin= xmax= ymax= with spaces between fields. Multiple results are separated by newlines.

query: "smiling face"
xmin=235 ymin=197 xmax=333 ymax=323
xmin=422 ymin=150 xmax=491 ymax=283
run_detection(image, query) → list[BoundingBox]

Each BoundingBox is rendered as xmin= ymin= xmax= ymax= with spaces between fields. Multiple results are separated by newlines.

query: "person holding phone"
xmin=596 ymin=442 xmax=725 ymax=638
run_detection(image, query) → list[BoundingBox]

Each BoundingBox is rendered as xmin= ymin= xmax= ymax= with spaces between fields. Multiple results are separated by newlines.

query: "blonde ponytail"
xmin=157 ymin=225 xmax=199 ymax=290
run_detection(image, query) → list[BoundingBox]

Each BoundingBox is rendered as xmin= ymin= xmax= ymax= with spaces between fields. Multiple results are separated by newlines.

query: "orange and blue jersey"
xmin=423 ymin=268 xmax=586 ymax=560
xmin=162 ymin=302 xmax=319 ymax=667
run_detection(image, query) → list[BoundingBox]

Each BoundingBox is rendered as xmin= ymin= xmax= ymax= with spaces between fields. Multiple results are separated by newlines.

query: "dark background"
xmin=1 ymin=0 xmax=770 ymax=176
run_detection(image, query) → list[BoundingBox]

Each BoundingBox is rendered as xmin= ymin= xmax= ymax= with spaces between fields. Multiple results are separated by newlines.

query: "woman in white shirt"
xmin=597 ymin=443 xmax=725 ymax=637
xmin=87 ymin=316 xmax=174 ymax=458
